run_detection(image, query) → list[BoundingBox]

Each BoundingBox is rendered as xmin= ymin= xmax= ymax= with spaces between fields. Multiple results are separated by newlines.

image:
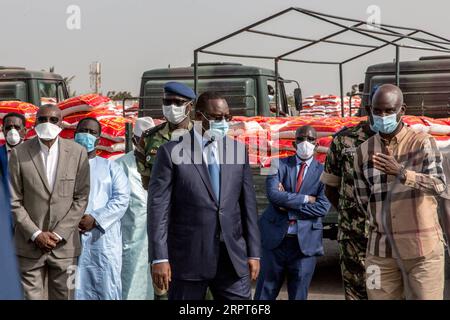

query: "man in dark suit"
xmin=255 ymin=126 xmax=330 ymax=300
xmin=1 ymin=112 xmax=26 ymax=233
xmin=148 ymin=91 xmax=261 ymax=300
xmin=0 ymin=141 xmax=8 ymax=193
xmin=0 ymin=139 xmax=22 ymax=299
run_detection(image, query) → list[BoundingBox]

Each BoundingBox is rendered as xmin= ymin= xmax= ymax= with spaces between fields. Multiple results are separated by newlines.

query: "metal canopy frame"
xmin=193 ymin=7 xmax=450 ymax=117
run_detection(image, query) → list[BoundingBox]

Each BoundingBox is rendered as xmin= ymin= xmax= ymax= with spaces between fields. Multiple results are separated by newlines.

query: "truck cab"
xmin=0 ymin=67 xmax=69 ymax=106
xmin=362 ymin=56 xmax=450 ymax=118
xmin=139 ymin=62 xmax=300 ymax=118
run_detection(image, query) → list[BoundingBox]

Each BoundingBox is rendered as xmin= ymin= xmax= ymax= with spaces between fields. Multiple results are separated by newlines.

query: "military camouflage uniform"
xmin=135 ymin=121 xmax=194 ymax=190
xmin=321 ymin=122 xmax=374 ymax=300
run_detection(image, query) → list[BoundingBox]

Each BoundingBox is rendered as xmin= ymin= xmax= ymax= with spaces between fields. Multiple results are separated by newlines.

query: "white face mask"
xmin=34 ymin=123 xmax=62 ymax=141
xmin=162 ymin=104 xmax=188 ymax=124
xmin=296 ymin=141 xmax=316 ymax=160
xmin=6 ymin=129 xmax=22 ymax=146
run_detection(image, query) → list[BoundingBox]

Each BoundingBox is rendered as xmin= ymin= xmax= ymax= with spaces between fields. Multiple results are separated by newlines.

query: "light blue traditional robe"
xmin=116 ymin=151 xmax=153 ymax=300
xmin=75 ymin=156 xmax=130 ymax=300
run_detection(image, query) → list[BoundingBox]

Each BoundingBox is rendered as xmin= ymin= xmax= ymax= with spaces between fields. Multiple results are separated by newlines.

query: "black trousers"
xmin=168 ymin=243 xmax=251 ymax=300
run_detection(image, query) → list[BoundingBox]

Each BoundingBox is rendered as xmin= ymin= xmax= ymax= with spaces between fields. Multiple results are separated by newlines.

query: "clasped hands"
xmin=34 ymin=214 xmax=96 ymax=253
xmin=34 ymin=232 xmax=61 ymax=253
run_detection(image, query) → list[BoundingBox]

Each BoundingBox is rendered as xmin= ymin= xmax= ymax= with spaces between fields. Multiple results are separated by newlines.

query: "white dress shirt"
xmin=31 ymin=138 xmax=62 ymax=242
xmin=38 ymin=137 xmax=59 ymax=191
xmin=287 ymin=156 xmax=314 ymax=235
xmin=5 ymin=144 xmax=12 ymax=161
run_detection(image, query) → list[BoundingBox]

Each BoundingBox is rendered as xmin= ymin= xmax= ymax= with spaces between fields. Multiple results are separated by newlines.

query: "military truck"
xmin=0 ymin=67 xmax=69 ymax=106
xmin=361 ymin=55 xmax=450 ymax=117
xmin=138 ymin=62 xmax=339 ymax=240
xmin=139 ymin=62 xmax=301 ymax=118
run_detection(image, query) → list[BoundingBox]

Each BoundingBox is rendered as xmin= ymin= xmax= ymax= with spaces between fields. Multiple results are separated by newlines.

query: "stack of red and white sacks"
xmin=230 ymin=115 xmax=450 ymax=167
xmin=109 ymin=101 xmax=140 ymax=120
xmin=300 ymin=95 xmax=361 ymax=118
xmin=402 ymin=116 xmax=450 ymax=153
xmin=0 ymin=101 xmax=39 ymax=144
xmin=230 ymin=116 xmax=363 ymax=166
xmin=58 ymin=94 xmax=132 ymax=160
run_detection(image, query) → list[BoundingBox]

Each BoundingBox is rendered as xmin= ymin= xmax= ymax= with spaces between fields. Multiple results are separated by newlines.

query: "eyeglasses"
xmin=162 ymin=98 xmax=191 ymax=107
xmin=199 ymin=111 xmax=233 ymax=122
xmin=296 ymin=136 xmax=316 ymax=143
xmin=4 ymin=124 xmax=24 ymax=131
xmin=37 ymin=116 xmax=60 ymax=124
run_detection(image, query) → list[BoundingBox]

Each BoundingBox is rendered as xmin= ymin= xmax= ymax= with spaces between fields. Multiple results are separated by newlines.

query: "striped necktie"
xmin=295 ymin=162 xmax=307 ymax=193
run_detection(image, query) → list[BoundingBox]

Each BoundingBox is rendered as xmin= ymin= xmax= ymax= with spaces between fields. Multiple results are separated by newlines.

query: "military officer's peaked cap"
xmin=164 ymin=82 xmax=196 ymax=100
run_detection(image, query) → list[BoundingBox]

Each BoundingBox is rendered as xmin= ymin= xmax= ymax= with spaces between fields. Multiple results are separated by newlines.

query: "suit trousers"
xmin=255 ymin=236 xmax=317 ymax=300
xmin=365 ymin=240 xmax=445 ymax=300
xmin=168 ymin=243 xmax=251 ymax=300
xmin=18 ymin=253 xmax=77 ymax=300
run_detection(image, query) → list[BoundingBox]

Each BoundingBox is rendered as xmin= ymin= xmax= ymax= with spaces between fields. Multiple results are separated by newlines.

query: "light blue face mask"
xmin=368 ymin=116 xmax=378 ymax=133
xmin=74 ymin=132 xmax=98 ymax=152
xmin=371 ymin=112 xmax=400 ymax=134
xmin=209 ymin=119 xmax=230 ymax=139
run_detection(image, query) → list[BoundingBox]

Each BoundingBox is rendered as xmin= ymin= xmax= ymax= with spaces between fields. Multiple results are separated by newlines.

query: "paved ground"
xmin=252 ymin=239 xmax=345 ymax=300
xmin=306 ymin=239 xmax=344 ymax=300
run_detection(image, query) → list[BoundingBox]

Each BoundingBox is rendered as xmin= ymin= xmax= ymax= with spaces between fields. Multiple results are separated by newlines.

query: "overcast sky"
xmin=1 ymin=0 xmax=449 ymax=97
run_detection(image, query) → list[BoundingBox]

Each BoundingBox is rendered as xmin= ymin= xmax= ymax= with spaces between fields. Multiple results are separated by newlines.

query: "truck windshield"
xmin=267 ymin=80 xmax=288 ymax=116
xmin=38 ymin=80 xmax=65 ymax=105
xmin=0 ymin=81 xmax=27 ymax=102
xmin=142 ymin=78 xmax=257 ymax=118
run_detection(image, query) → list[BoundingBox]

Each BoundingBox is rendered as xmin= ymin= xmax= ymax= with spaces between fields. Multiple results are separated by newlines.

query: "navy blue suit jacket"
xmin=259 ymin=156 xmax=330 ymax=256
xmin=0 ymin=145 xmax=8 ymax=196
xmin=147 ymin=131 xmax=261 ymax=281
xmin=0 ymin=144 xmax=22 ymax=299
xmin=0 ymin=145 xmax=11 ymax=226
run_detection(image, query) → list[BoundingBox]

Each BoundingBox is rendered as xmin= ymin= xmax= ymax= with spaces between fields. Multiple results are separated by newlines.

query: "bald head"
xmin=370 ymin=84 xmax=406 ymax=119
xmin=295 ymin=125 xmax=317 ymax=144
xmin=372 ymin=84 xmax=404 ymax=108
xmin=296 ymin=125 xmax=316 ymax=139
xmin=37 ymin=104 xmax=62 ymax=117
xmin=36 ymin=104 xmax=62 ymax=127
